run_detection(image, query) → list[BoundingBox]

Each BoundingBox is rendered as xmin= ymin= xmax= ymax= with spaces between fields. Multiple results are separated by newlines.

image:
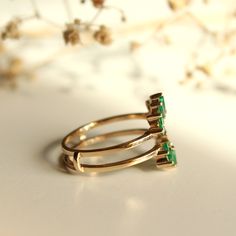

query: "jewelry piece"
xmin=61 ymin=93 xmax=177 ymax=173
xmin=63 ymin=128 xmax=159 ymax=172
xmin=146 ymin=93 xmax=177 ymax=168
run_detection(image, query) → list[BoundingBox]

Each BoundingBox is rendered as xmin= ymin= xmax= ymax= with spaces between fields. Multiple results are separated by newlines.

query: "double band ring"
xmin=61 ymin=93 xmax=177 ymax=173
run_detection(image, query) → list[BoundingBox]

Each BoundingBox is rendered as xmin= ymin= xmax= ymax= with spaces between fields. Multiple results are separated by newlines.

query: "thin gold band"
xmin=61 ymin=93 xmax=177 ymax=173
xmin=63 ymin=128 xmax=161 ymax=173
xmin=62 ymin=113 xmax=163 ymax=173
xmin=62 ymin=113 xmax=147 ymax=156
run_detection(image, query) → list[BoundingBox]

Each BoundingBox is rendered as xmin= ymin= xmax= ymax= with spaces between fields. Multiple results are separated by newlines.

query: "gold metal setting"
xmin=61 ymin=93 xmax=177 ymax=173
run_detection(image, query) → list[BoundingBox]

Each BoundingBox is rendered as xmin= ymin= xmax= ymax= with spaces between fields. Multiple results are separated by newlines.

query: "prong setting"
xmin=147 ymin=93 xmax=177 ymax=168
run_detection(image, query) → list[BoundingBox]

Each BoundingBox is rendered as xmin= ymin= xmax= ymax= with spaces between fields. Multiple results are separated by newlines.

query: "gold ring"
xmin=61 ymin=93 xmax=177 ymax=173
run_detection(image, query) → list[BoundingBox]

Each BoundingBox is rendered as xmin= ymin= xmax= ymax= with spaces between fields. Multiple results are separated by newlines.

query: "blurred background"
xmin=0 ymin=1 xmax=236 ymax=236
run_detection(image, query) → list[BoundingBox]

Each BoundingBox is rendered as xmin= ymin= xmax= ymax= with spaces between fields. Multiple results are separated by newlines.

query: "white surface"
xmin=0 ymin=84 xmax=236 ymax=236
xmin=1 ymin=1 xmax=236 ymax=235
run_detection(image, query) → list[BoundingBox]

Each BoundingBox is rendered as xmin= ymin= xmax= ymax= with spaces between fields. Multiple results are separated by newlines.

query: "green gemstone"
xmin=163 ymin=142 xmax=177 ymax=165
xmin=163 ymin=142 xmax=169 ymax=150
xmin=168 ymin=149 xmax=177 ymax=165
xmin=158 ymin=117 xmax=164 ymax=128
xmin=158 ymin=95 xmax=166 ymax=117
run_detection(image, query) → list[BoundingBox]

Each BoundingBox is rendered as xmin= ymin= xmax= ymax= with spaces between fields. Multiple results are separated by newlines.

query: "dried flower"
xmin=92 ymin=0 xmax=105 ymax=8
xmin=74 ymin=18 xmax=81 ymax=25
xmin=196 ymin=64 xmax=211 ymax=76
xmin=167 ymin=0 xmax=190 ymax=11
xmin=0 ymin=57 xmax=24 ymax=88
xmin=63 ymin=24 xmax=80 ymax=45
xmin=121 ymin=15 xmax=127 ymax=22
xmin=203 ymin=0 xmax=209 ymax=4
xmin=0 ymin=43 xmax=5 ymax=53
xmin=93 ymin=25 xmax=112 ymax=45
xmin=186 ymin=70 xmax=193 ymax=79
xmin=195 ymin=81 xmax=203 ymax=89
xmin=1 ymin=18 xmax=21 ymax=40
xmin=8 ymin=58 xmax=23 ymax=78
xmin=179 ymin=70 xmax=194 ymax=85
xmin=130 ymin=41 xmax=141 ymax=52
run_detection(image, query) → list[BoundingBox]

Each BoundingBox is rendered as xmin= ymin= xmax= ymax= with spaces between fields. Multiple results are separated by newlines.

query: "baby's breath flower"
xmin=93 ymin=25 xmax=112 ymax=45
xmin=0 ymin=57 xmax=24 ymax=88
xmin=63 ymin=24 xmax=80 ymax=45
xmin=7 ymin=58 xmax=23 ymax=78
xmin=74 ymin=18 xmax=81 ymax=25
xmin=167 ymin=0 xmax=190 ymax=11
xmin=130 ymin=41 xmax=141 ymax=52
xmin=1 ymin=18 xmax=21 ymax=40
xmin=196 ymin=64 xmax=212 ymax=76
xmin=0 ymin=42 xmax=5 ymax=53
xmin=92 ymin=0 xmax=105 ymax=8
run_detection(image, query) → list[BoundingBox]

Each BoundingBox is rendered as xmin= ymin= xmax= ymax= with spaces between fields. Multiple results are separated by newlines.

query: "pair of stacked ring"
xmin=61 ymin=93 xmax=177 ymax=174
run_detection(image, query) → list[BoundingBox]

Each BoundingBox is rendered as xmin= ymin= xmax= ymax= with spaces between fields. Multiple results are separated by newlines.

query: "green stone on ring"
xmin=158 ymin=95 xmax=166 ymax=117
xmin=158 ymin=117 xmax=164 ymax=128
xmin=163 ymin=142 xmax=177 ymax=165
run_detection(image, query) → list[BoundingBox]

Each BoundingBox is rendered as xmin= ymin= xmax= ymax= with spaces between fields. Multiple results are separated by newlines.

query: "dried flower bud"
xmin=167 ymin=0 xmax=190 ymax=11
xmin=74 ymin=18 xmax=81 ymax=25
xmin=93 ymin=25 xmax=112 ymax=45
xmin=92 ymin=0 xmax=105 ymax=8
xmin=186 ymin=70 xmax=193 ymax=79
xmin=203 ymin=0 xmax=209 ymax=4
xmin=0 ymin=43 xmax=5 ymax=53
xmin=130 ymin=41 xmax=141 ymax=52
xmin=9 ymin=58 xmax=23 ymax=78
xmin=63 ymin=24 xmax=80 ymax=45
xmin=0 ymin=57 xmax=23 ymax=84
xmin=121 ymin=15 xmax=127 ymax=22
xmin=195 ymin=81 xmax=203 ymax=89
xmin=196 ymin=64 xmax=211 ymax=76
xmin=1 ymin=18 xmax=21 ymax=40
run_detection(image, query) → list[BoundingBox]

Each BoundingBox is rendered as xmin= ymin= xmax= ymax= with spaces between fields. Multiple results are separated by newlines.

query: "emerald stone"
xmin=158 ymin=95 xmax=166 ymax=117
xmin=156 ymin=96 xmax=166 ymax=128
xmin=163 ymin=142 xmax=177 ymax=165
xmin=158 ymin=117 xmax=164 ymax=128
xmin=168 ymin=149 xmax=177 ymax=165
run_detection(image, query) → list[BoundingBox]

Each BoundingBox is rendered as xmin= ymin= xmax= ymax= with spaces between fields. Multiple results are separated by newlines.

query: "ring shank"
xmin=62 ymin=113 xmax=162 ymax=173
xmin=64 ymin=129 xmax=159 ymax=173
xmin=62 ymin=113 xmax=147 ymax=156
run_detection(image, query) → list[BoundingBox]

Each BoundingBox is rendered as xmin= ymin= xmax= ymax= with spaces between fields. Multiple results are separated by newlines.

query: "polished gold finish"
xmin=63 ymin=129 xmax=163 ymax=173
xmin=61 ymin=93 xmax=176 ymax=173
xmin=62 ymin=114 xmax=164 ymax=173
